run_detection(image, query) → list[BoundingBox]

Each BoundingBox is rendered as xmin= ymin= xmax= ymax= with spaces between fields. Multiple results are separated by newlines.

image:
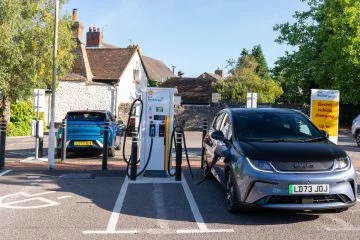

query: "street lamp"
xmin=48 ymin=0 xmax=59 ymax=170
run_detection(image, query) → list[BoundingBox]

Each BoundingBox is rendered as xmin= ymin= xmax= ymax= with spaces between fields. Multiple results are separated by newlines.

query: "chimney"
xmin=215 ymin=69 xmax=223 ymax=77
xmin=71 ymin=8 xmax=84 ymax=40
xmin=178 ymin=71 xmax=184 ymax=78
xmin=172 ymin=66 xmax=176 ymax=74
xmin=86 ymin=26 xmax=103 ymax=48
xmin=72 ymin=9 xmax=78 ymax=21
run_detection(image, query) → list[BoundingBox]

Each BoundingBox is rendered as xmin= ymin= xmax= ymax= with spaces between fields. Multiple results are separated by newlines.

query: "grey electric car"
xmin=203 ymin=108 xmax=357 ymax=212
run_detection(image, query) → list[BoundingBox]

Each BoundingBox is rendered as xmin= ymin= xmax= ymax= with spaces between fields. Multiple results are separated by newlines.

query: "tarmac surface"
xmin=1 ymin=130 xmax=360 ymax=240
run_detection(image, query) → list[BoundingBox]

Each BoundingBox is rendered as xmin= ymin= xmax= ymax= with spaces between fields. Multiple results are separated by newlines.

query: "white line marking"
xmin=27 ymin=176 xmax=40 ymax=179
xmin=21 ymin=157 xmax=48 ymax=162
xmin=0 ymin=170 xmax=12 ymax=176
xmin=357 ymin=198 xmax=360 ymax=203
xmin=0 ymin=191 xmax=59 ymax=209
xmin=57 ymin=195 xmax=71 ymax=199
xmin=106 ymin=177 xmax=129 ymax=232
xmin=83 ymin=230 xmax=137 ymax=234
xmin=180 ymin=173 xmax=208 ymax=231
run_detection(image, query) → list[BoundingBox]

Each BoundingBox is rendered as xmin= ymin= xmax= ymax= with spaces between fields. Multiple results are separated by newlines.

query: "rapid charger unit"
xmin=139 ymin=87 xmax=177 ymax=176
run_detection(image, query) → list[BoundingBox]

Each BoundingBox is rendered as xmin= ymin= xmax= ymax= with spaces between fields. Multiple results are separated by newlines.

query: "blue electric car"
xmin=56 ymin=110 xmax=125 ymax=157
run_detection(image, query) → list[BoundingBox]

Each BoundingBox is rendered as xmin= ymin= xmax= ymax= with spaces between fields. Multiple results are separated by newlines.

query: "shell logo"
xmin=148 ymin=90 xmax=154 ymax=95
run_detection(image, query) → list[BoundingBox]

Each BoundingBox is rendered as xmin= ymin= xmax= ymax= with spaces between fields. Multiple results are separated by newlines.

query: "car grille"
xmin=258 ymin=194 xmax=351 ymax=205
xmin=271 ymin=161 xmax=334 ymax=172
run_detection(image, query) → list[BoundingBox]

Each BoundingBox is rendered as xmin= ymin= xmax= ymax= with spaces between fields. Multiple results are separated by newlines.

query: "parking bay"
xmin=0 ymin=170 xmax=360 ymax=240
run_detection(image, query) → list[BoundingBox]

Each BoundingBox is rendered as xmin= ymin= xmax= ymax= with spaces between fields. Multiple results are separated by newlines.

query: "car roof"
xmin=227 ymin=108 xmax=299 ymax=115
xmin=66 ymin=110 xmax=109 ymax=114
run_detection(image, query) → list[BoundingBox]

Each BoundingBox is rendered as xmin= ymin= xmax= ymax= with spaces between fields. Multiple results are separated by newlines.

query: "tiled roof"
xmin=198 ymin=72 xmax=222 ymax=82
xmin=159 ymin=77 xmax=212 ymax=105
xmin=142 ymin=56 xmax=175 ymax=82
xmin=86 ymin=47 xmax=137 ymax=80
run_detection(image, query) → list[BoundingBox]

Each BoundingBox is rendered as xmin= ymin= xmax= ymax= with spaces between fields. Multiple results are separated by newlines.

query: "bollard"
xmin=175 ymin=129 xmax=182 ymax=181
xmin=102 ymin=120 xmax=109 ymax=170
xmin=130 ymin=130 xmax=138 ymax=180
xmin=61 ymin=119 xmax=67 ymax=161
xmin=200 ymin=119 xmax=208 ymax=169
xmin=39 ymin=137 xmax=44 ymax=158
xmin=0 ymin=122 xmax=6 ymax=170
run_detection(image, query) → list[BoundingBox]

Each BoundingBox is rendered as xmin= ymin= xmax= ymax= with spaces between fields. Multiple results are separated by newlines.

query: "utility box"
xmin=140 ymin=87 xmax=177 ymax=173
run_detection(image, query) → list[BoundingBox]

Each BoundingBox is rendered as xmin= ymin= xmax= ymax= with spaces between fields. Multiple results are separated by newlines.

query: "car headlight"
xmin=334 ymin=156 xmax=350 ymax=170
xmin=247 ymin=158 xmax=274 ymax=172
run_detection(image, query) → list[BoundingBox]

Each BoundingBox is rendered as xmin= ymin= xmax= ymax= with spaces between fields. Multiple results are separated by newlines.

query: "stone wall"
xmin=118 ymin=102 xmax=310 ymax=131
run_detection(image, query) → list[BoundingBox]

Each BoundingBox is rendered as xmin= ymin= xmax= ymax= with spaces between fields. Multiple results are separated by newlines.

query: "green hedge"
xmin=7 ymin=100 xmax=35 ymax=136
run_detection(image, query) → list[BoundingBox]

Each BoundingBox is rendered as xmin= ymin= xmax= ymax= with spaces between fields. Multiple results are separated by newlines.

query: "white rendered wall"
xmin=55 ymin=81 xmax=115 ymax=123
xmin=117 ymin=52 xmax=148 ymax=103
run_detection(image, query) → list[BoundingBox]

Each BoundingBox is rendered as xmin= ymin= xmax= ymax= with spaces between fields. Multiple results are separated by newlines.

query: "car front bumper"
xmin=237 ymin=163 xmax=357 ymax=210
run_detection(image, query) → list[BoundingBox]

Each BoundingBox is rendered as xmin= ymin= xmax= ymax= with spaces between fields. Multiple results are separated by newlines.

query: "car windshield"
xmin=65 ymin=112 xmax=106 ymax=121
xmin=233 ymin=111 xmax=325 ymax=142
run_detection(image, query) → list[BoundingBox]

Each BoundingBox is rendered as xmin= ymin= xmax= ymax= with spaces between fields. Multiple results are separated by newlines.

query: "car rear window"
xmin=65 ymin=112 xmax=106 ymax=121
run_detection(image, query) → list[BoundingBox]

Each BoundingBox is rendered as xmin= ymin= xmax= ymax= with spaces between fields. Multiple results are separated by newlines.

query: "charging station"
xmin=139 ymin=87 xmax=176 ymax=176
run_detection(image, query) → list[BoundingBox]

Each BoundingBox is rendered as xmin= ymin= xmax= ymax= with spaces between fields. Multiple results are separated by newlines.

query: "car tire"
xmin=108 ymin=145 xmax=116 ymax=157
xmin=225 ymin=170 xmax=241 ymax=213
xmin=355 ymin=131 xmax=360 ymax=147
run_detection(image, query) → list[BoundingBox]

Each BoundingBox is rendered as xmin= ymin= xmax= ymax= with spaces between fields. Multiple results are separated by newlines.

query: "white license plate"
xmin=289 ymin=184 xmax=329 ymax=194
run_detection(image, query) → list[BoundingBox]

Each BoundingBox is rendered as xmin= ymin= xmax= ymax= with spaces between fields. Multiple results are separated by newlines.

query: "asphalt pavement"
xmin=0 ymin=130 xmax=360 ymax=240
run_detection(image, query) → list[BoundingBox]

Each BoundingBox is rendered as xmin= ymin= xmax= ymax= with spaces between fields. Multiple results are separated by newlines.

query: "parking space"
xmin=1 ymin=130 xmax=360 ymax=239
xmin=0 ymin=168 xmax=359 ymax=240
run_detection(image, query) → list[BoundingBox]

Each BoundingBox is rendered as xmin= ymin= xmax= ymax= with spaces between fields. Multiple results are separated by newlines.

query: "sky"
xmin=63 ymin=0 xmax=308 ymax=77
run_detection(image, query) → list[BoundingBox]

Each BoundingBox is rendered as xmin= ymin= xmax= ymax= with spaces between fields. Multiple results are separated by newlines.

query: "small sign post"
xmin=246 ymin=92 xmax=257 ymax=108
xmin=33 ymin=89 xmax=45 ymax=160
xmin=310 ymin=89 xmax=340 ymax=144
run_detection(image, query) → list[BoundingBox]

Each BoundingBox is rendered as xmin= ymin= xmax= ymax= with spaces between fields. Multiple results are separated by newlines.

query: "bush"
xmin=7 ymin=100 xmax=35 ymax=136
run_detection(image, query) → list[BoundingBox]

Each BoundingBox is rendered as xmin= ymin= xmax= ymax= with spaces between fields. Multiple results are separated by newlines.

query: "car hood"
xmin=236 ymin=140 xmax=346 ymax=162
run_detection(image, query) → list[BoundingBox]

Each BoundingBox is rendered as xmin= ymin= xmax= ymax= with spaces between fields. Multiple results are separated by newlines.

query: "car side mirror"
xmin=211 ymin=130 xmax=228 ymax=143
xmin=320 ymin=130 xmax=329 ymax=139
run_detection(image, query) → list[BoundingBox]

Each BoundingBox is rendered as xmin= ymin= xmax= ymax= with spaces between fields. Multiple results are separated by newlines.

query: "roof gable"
xmin=86 ymin=47 xmax=137 ymax=80
xmin=142 ymin=56 xmax=175 ymax=82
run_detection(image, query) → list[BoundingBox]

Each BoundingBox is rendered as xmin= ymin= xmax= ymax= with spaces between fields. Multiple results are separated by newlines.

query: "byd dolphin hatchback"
xmin=203 ymin=108 xmax=357 ymax=212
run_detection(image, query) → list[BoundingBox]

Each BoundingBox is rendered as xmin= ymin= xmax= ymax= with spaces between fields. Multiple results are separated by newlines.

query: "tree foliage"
xmin=273 ymin=0 xmax=360 ymax=104
xmin=0 ymin=0 xmax=76 ymax=120
xmin=214 ymin=56 xmax=283 ymax=103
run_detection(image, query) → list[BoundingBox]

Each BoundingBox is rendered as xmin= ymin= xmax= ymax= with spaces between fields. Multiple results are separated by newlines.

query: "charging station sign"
xmin=310 ymin=89 xmax=339 ymax=144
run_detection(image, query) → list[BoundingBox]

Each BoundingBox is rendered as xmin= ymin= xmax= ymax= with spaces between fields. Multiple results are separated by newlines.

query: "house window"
xmin=133 ymin=69 xmax=140 ymax=83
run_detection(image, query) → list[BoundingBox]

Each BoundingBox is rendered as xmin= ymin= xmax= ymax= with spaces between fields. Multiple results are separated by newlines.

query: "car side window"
xmin=220 ymin=114 xmax=232 ymax=140
xmin=212 ymin=112 xmax=225 ymax=130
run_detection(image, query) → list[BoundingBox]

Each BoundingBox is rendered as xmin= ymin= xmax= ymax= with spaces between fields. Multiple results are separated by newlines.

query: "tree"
xmin=251 ymin=45 xmax=270 ymax=79
xmin=214 ymin=56 xmax=283 ymax=103
xmin=0 ymin=0 xmax=76 ymax=120
xmin=273 ymin=0 xmax=360 ymax=104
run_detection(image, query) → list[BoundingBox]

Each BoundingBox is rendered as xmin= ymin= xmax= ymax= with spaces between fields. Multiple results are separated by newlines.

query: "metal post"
xmin=48 ymin=0 xmax=60 ymax=170
xmin=175 ymin=129 xmax=182 ymax=181
xmin=201 ymin=119 xmax=208 ymax=169
xmin=35 ymin=90 xmax=40 ymax=160
xmin=39 ymin=137 xmax=43 ymax=158
xmin=102 ymin=120 xmax=109 ymax=170
xmin=130 ymin=131 xmax=138 ymax=180
xmin=61 ymin=119 xmax=67 ymax=161
xmin=0 ymin=122 xmax=7 ymax=170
